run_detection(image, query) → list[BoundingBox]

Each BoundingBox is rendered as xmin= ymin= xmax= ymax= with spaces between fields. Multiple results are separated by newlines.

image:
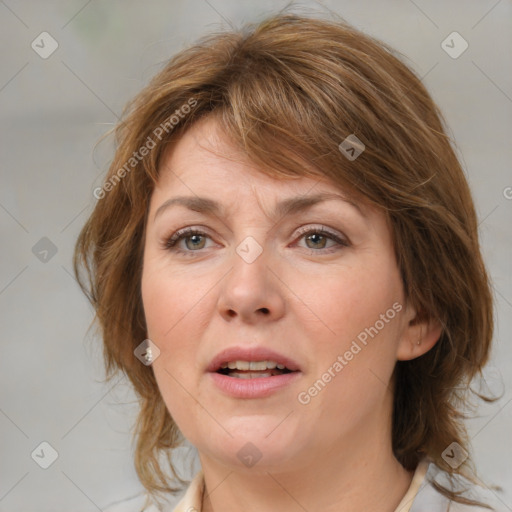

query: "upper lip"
xmin=207 ymin=346 xmax=301 ymax=372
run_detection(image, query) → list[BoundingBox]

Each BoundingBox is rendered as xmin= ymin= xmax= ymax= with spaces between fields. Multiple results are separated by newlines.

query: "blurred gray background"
xmin=0 ymin=1 xmax=511 ymax=511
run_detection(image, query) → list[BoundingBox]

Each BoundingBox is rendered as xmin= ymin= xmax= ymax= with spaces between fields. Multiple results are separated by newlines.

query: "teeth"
xmin=249 ymin=361 xmax=267 ymax=370
xmin=220 ymin=360 xmax=286 ymax=371
xmin=231 ymin=372 xmax=273 ymax=379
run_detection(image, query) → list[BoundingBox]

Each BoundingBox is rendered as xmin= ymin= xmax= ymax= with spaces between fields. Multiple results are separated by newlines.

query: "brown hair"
xmin=74 ymin=12 xmax=494 ymax=505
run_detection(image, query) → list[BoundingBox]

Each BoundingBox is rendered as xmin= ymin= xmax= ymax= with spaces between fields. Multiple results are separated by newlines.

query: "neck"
xmin=199 ymin=413 xmax=413 ymax=512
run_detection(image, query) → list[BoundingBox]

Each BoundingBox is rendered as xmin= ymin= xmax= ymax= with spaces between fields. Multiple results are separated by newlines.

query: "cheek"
xmin=141 ymin=275 xmax=171 ymax=340
xmin=141 ymin=269 xmax=203 ymax=437
xmin=141 ymin=257 xmax=203 ymax=342
xmin=141 ymin=257 xmax=212 ymax=406
xmin=291 ymin=255 xmax=405 ymax=407
xmin=293 ymin=256 xmax=404 ymax=347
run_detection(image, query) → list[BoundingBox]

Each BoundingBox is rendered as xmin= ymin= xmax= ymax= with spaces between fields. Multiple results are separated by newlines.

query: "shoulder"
xmin=102 ymin=485 xmax=191 ymax=512
xmin=99 ymin=471 xmax=202 ymax=512
xmin=102 ymin=493 xmax=163 ymax=512
xmin=411 ymin=461 xmax=507 ymax=512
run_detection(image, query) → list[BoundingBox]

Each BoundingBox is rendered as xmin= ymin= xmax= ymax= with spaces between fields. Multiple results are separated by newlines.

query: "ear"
xmin=396 ymin=302 xmax=443 ymax=361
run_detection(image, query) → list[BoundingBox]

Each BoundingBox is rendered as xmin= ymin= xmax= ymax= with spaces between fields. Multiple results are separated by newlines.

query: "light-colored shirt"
xmin=105 ymin=459 xmax=506 ymax=512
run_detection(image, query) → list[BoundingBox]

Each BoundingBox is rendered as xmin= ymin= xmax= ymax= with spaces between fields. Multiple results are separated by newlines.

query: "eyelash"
xmin=162 ymin=225 xmax=349 ymax=256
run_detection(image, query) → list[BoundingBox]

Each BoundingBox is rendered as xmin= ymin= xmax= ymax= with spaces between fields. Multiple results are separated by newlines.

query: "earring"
xmin=416 ymin=340 xmax=421 ymax=345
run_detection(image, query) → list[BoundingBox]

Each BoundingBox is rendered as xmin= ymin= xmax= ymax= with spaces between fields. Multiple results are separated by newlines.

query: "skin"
xmin=141 ymin=116 xmax=442 ymax=512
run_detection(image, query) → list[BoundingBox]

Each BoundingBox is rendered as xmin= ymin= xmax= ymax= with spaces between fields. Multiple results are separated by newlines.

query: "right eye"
xmin=163 ymin=227 xmax=214 ymax=254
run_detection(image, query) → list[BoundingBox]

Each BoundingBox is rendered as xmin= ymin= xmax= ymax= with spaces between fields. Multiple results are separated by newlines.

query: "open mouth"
xmin=216 ymin=360 xmax=295 ymax=379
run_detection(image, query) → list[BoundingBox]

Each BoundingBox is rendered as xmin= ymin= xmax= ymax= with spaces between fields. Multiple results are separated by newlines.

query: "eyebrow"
xmin=153 ymin=192 xmax=365 ymax=222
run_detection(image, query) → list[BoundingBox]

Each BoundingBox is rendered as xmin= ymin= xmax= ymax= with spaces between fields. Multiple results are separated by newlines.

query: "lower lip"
xmin=209 ymin=371 xmax=302 ymax=398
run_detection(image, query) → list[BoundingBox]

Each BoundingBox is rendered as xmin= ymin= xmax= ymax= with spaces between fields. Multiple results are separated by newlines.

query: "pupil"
xmin=308 ymin=233 xmax=325 ymax=248
xmin=188 ymin=235 xmax=204 ymax=249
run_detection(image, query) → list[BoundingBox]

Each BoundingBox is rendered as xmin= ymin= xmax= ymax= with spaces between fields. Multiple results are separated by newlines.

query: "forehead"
xmin=158 ymin=116 xmax=285 ymax=187
xmin=147 ymin=116 xmax=391 ymax=247
xmin=154 ymin=116 xmax=358 ymax=208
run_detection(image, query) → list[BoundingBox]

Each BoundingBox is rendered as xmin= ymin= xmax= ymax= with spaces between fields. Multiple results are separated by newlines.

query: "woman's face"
xmin=141 ymin=116 xmax=418 ymax=474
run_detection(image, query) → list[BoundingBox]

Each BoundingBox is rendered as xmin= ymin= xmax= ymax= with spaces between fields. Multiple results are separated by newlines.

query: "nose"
xmin=217 ymin=242 xmax=286 ymax=324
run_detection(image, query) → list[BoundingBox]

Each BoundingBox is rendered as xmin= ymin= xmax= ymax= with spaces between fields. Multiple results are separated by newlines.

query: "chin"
xmin=194 ymin=418 xmax=308 ymax=472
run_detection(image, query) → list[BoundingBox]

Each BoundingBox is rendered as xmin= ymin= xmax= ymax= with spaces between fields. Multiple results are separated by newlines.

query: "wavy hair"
xmin=74 ymin=12 xmax=494 ymax=506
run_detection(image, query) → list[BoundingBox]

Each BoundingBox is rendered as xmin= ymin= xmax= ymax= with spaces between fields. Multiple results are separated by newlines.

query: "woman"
xmin=74 ymin=13 xmax=503 ymax=512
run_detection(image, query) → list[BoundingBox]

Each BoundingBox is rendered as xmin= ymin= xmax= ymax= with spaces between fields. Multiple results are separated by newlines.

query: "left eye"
xmin=294 ymin=227 xmax=348 ymax=251
xmin=301 ymin=231 xmax=334 ymax=249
